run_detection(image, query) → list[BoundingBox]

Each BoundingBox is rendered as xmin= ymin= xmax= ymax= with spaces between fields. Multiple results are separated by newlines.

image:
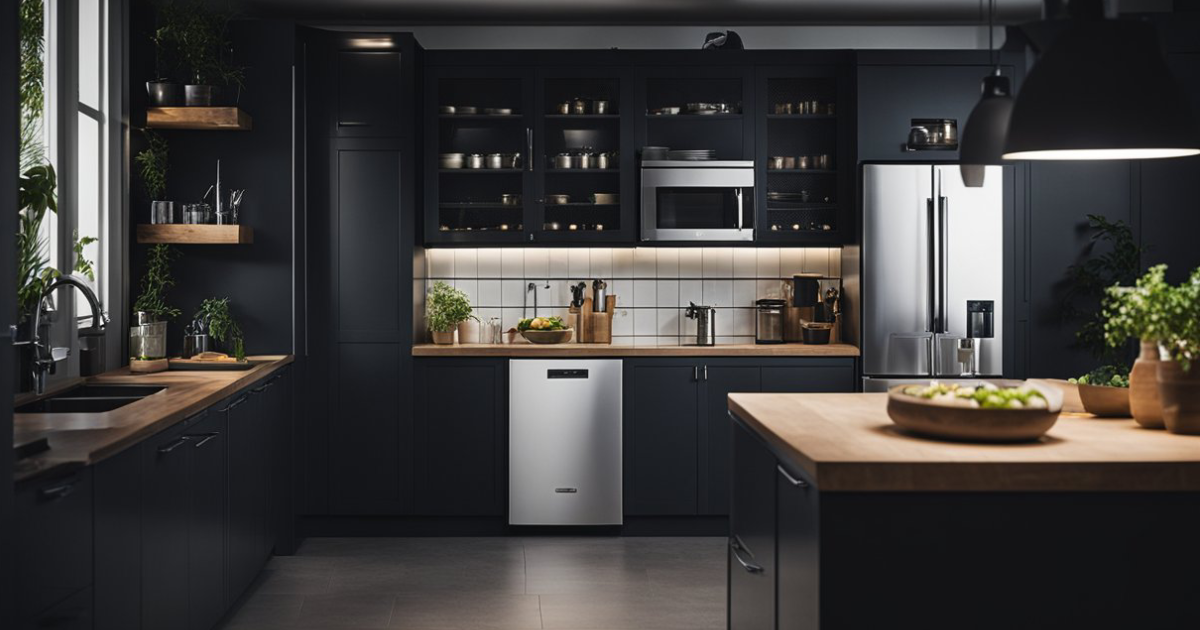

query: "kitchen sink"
xmin=15 ymin=385 xmax=166 ymax=415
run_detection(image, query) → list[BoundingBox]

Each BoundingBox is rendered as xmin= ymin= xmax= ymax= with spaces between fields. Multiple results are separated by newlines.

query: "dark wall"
xmin=2 ymin=0 xmax=18 ymax=622
xmin=128 ymin=11 xmax=295 ymax=356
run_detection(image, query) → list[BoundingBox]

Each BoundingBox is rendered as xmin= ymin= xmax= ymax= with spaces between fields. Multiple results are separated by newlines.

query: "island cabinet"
xmin=623 ymin=357 xmax=854 ymax=518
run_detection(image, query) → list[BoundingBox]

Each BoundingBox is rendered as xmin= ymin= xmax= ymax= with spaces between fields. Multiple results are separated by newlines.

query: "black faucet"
xmin=20 ymin=275 xmax=108 ymax=394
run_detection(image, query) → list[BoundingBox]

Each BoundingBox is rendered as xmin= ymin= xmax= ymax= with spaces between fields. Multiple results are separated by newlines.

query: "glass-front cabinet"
xmin=425 ymin=66 xmax=634 ymax=244
xmin=755 ymin=65 xmax=853 ymax=244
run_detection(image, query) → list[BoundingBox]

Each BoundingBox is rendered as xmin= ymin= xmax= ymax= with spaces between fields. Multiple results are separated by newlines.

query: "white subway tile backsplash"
xmin=733 ymin=308 xmax=755 ymax=336
xmin=501 ymin=280 xmax=527 ymax=308
xmin=454 ymin=249 xmax=478 ymax=278
xmin=428 ymin=249 xmax=454 ymax=278
xmin=758 ymin=279 xmax=784 ymax=300
xmin=634 ymin=336 xmax=659 ymax=347
xmin=714 ymin=308 xmax=734 ymax=336
xmin=703 ymin=279 xmax=733 ymax=307
xmin=477 ymin=249 xmax=503 ymax=278
xmin=733 ymin=280 xmax=757 ymax=309
xmin=657 ymin=308 xmax=680 ymax=336
xmin=611 ymin=280 xmax=632 ymax=307
xmin=501 ymin=307 xmax=524 ymax=332
xmin=829 ymin=249 xmax=842 ymax=277
xmin=454 ymin=279 xmax=478 ymax=306
xmin=590 ymin=248 xmax=613 ymax=278
xmin=656 ymin=280 xmax=679 ymax=307
xmin=654 ymin=336 xmax=681 ymax=346
xmin=733 ymin=248 xmax=756 ymax=278
xmin=679 ymin=280 xmax=703 ymax=307
xmin=803 ymin=248 xmax=829 ymax=276
xmin=780 ymin=249 xmax=804 ymax=277
xmin=633 ymin=248 xmax=657 ymax=276
xmin=612 ymin=248 xmax=634 ymax=278
xmin=524 ymin=248 xmax=550 ymax=278
xmin=703 ymin=247 xmax=734 ymax=277
xmin=633 ymin=308 xmax=658 ymax=335
xmin=501 ymin=248 xmax=524 ymax=278
xmin=568 ymin=248 xmax=591 ymax=277
xmin=756 ymin=248 xmax=780 ymax=278
xmin=548 ymin=249 xmax=570 ymax=277
xmin=633 ymin=280 xmax=657 ymax=307
xmin=679 ymin=249 xmax=703 ymax=278
xmin=612 ymin=308 xmax=633 ymax=336
xmin=656 ymin=249 xmax=679 ymax=278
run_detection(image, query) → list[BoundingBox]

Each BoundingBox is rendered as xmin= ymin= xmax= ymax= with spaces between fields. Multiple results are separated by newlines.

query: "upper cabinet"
xmin=336 ymin=49 xmax=404 ymax=137
xmin=635 ymin=65 xmax=756 ymax=161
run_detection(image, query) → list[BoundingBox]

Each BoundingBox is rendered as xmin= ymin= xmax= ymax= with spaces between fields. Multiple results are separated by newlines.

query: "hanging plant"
xmin=135 ymin=131 xmax=169 ymax=200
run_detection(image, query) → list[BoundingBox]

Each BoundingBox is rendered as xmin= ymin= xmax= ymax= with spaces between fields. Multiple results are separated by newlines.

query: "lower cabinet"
xmin=413 ymin=358 xmax=506 ymax=516
xmin=776 ymin=459 xmax=820 ymax=630
xmin=228 ymin=389 xmax=268 ymax=602
xmin=729 ymin=418 xmax=778 ymax=630
xmin=625 ymin=357 xmax=854 ymax=517
xmin=15 ymin=468 xmax=93 ymax=625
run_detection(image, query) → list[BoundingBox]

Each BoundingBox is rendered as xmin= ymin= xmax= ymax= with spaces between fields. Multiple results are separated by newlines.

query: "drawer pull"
xmin=730 ymin=536 xmax=763 ymax=574
xmin=39 ymin=482 xmax=76 ymax=501
xmin=158 ymin=437 xmax=190 ymax=454
xmin=778 ymin=464 xmax=810 ymax=488
xmin=219 ymin=394 xmax=250 ymax=412
xmin=189 ymin=432 xmax=221 ymax=448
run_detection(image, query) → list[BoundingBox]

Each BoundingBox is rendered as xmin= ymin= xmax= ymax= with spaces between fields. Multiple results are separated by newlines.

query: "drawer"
xmin=16 ymin=468 xmax=94 ymax=620
xmin=20 ymin=587 xmax=93 ymax=630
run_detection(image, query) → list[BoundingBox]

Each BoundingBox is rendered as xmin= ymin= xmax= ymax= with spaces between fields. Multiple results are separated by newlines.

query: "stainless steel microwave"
xmin=640 ymin=161 xmax=755 ymax=242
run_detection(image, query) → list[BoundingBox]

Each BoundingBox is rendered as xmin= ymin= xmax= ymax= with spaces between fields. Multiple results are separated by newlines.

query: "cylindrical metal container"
xmin=755 ymin=299 xmax=786 ymax=344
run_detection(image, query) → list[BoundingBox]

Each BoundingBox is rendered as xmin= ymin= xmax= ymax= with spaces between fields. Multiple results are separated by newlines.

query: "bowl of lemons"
xmin=518 ymin=316 xmax=573 ymax=344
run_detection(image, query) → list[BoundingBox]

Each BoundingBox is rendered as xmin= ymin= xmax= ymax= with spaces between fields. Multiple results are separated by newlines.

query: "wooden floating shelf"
xmin=137 ymin=224 xmax=254 ymax=245
xmin=146 ymin=107 xmax=252 ymax=130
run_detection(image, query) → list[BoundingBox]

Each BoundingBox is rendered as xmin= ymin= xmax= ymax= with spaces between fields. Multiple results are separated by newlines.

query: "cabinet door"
xmin=777 ymin=463 xmax=820 ymax=630
xmin=331 ymin=343 xmax=407 ymax=514
xmin=15 ymin=469 xmax=92 ymax=622
xmin=625 ymin=361 xmax=700 ymax=515
xmin=700 ymin=365 xmax=760 ymax=516
xmin=335 ymin=49 xmax=402 ymax=137
xmin=729 ymin=418 xmax=776 ymax=630
xmin=761 ymin=361 xmax=855 ymax=393
xmin=94 ymin=448 xmax=141 ymax=630
xmin=227 ymin=391 xmax=267 ymax=602
xmin=142 ymin=426 xmax=192 ymax=630
xmin=414 ymin=359 xmax=505 ymax=516
xmin=187 ymin=412 xmax=227 ymax=630
xmin=20 ymin=587 xmax=92 ymax=630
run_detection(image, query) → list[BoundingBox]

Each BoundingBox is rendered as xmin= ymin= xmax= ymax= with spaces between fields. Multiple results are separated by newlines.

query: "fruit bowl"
xmin=521 ymin=329 xmax=573 ymax=344
xmin=1076 ymin=384 xmax=1132 ymax=417
xmin=886 ymin=382 xmax=1063 ymax=443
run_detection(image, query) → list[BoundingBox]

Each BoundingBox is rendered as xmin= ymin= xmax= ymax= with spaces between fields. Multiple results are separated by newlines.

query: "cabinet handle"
xmin=339 ymin=121 xmax=370 ymax=127
xmin=219 ymin=394 xmax=250 ymax=413
xmin=526 ymin=127 xmax=534 ymax=172
xmin=730 ymin=536 xmax=763 ymax=574
xmin=39 ymin=482 xmax=76 ymax=501
xmin=693 ymin=366 xmax=699 ymax=381
xmin=703 ymin=365 xmax=708 ymax=381
xmin=189 ymin=432 xmax=221 ymax=449
xmin=778 ymin=464 xmax=810 ymax=488
xmin=158 ymin=437 xmax=190 ymax=454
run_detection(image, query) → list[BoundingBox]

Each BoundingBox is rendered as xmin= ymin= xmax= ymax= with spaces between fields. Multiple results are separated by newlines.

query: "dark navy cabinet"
xmin=186 ymin=412 xmax=228 ymax=630
xmin=335 ymin=49 xmax=404 ymax=137
xmin=15 ymin=468 xmax=93 ymax=625
xmin=776 ymin=460 xmax=820 ymax=630
xmin=414 ymin=358 xmax=507 ymax=516
xmin=701 ymin=365 xmax=761 ymax=515
xmin=728 ymin=417 xmax=777 ymax=630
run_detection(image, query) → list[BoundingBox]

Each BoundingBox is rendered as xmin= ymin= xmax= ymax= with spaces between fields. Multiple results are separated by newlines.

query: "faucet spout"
xmin=27 ymin=275 xmax=108 ymax=394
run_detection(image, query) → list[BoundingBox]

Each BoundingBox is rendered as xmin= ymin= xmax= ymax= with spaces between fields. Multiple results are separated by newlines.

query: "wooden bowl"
xmin=1077 ymin=384 xmax=1132 ymax=417
xmin=520 ymin=329 xmax=573 ymax=344
xmin=886 ymin=383 xmax=1063 ymax=443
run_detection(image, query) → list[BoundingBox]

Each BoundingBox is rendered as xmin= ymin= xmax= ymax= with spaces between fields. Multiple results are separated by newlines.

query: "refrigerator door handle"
xmin=926 ymin=197 xmax=936 ymax=334
xmin=939 ymin=195 xmax=949 ymax=335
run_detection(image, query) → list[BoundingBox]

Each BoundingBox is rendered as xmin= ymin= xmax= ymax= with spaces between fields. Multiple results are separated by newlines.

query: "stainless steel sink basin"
xmin=16 ymin=384 xmax=166 ymax=414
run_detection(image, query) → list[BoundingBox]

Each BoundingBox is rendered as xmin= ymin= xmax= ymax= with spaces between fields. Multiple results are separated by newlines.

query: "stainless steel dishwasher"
xmin=509 ymin=359 xmax=622 ymax=525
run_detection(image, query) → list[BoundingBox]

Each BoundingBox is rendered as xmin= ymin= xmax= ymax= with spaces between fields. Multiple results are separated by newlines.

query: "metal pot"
xmin=547 ymin=194 xmax=571 ymax=204
xmin=439 ymin=153 xmax=465 ymax=169
xmin=556 ymin=102 xmax=571 ymax=115
xmin=146 ymin=81 xmax=183 ymax=107
xmin=596 ymin=153 xmax=612 ymax=170
xmin=486 ymin=153 xmax=506 ymax=169
xmin=577 ymin=153 xmax=597 ymax=169
xmin=554 ymin=153 xmax=573 ymax=169
xmin=185 ymin=84 xmax=217 ymax=107
xmin=768 ymin=156 xmax=785 ymax=170
xmin=466 ymin=154 xmax=485 ymax=169
xmin=501 ymin=193 xmax=521 ymax=206
xmin=593 ymin=100 xmax=610 ymax=115
xmin=506 ymin=153 xmax=522 ymax=169
xmin=572 ymin=98 xmax=587 ymax=115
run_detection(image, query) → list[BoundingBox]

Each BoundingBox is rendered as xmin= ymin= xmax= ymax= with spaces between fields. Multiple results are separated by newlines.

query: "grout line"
xmin=538 ymin=594 xmax=544 ymax=629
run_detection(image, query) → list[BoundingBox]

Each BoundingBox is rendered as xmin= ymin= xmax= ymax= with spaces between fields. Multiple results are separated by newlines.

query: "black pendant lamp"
xmin=960 ymin=0 xmax=1014 ymax=187
xmin=1003 ymin=5 xmax=1200 ymax=160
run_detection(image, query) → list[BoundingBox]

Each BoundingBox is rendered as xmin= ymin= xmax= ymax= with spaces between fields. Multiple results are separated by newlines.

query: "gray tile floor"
xmin=219 ymin=537 xmax=727 ymax=629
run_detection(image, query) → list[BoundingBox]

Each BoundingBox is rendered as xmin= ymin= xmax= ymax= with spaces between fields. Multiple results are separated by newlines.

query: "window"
xmin=75 ymin=0 xmax=107 ymax=321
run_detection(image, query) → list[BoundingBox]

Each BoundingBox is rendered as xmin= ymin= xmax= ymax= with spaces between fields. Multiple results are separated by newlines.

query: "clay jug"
xmin=1129 ymin=340 xmax=1164 ymax=429
xmin=1158 ymin=360 xmax=1200 ymax=435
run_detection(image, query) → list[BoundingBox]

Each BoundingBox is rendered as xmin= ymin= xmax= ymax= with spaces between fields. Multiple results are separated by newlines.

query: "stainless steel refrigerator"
xmin=861 ymin=164 xmax=1003 ymax=392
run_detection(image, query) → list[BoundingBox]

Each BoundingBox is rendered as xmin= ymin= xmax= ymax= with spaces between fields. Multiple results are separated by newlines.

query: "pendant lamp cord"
xmin=988 ymin=0 xmax=997 ymax=71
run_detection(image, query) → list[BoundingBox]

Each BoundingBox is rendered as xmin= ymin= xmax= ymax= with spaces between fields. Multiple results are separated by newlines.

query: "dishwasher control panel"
xmin=548 ymin=369 xmax=589 ymax=379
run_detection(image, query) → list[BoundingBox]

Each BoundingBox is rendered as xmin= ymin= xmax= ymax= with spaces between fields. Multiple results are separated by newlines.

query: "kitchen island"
xmin=413 ymin=342 xmax=860 ymax=357
xmin=726 ymin=392 xmax=1200 ymax=630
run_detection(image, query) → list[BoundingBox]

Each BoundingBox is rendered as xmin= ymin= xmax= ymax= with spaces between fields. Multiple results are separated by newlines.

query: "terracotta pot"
xmin=430 ymin=330 xmax=455 ymax=345
xmin=1130 ymin=340 xmax=1165 ymax=429
xmin=1158 ymin=360 xmax=1200 ymax=435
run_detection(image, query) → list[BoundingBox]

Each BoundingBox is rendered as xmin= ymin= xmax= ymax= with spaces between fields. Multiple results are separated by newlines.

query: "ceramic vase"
xmin=1158 ymin=360 xmax=1200 ymax=435
xmin=458 ymin=319 xmax=479 ymax=345
xmin=1129 ymin=340 xmax=1164 ymax=429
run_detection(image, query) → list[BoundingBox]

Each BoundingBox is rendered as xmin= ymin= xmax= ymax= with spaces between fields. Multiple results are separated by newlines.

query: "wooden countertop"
xmin=413 ymin=343 xmax=860 ymax=357
xmin=13 ymin=356 xmax=293 ymax=483
xmin=728 ymin=392 xmax=1200 ymax=493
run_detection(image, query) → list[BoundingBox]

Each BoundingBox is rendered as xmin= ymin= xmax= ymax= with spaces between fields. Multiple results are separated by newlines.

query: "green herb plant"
xmin=152 ymin=0 xmax=244 ymax=90
xmin=195 ymin=297 xmax=245 ymax=361
xmin=1068 ymin=365 xmax=1130 ymax=388
xmin=17 ymin=165 xmax=60 ymax=322
xmin=426 ymin=281 xmax=475 ymax=333
xmin=19 ymin=0 xmax=45 ymax=171
xmin=73 ymin=231 xmax=99 ymax=282
xmin=133 ymin=244 xmax=182 ymax=321
xmin=1106 ymin=264 xmax=1200 ymax=374
xmin=1061 ymin=214 xmax=1145 ymax=364
xmin=135 ymin=131 xmax=169 ymax=200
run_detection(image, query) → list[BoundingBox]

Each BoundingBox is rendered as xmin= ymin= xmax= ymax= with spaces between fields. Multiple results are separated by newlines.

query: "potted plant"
xmin=427 ymin=281 xmax=475 ymax=344
xmin=152 ymin=0 xmax=244 ymax=107
xmin=1104 ymin=265 xmax=1174 ymax=428
xmin=15 ymin=165 xmax=59 ymax=390
xmin=135 ymin=131 xmax=173 ymax=223
xmin=1068 ymin=365 xmax=1131 ymax=417
xmin=1154 ymin=267 xmax=1200 ymax=434
xmin=194 ymin=297 xmax=246 ymax=361
xmin=131 ymin=244 xmax=181 ymax=372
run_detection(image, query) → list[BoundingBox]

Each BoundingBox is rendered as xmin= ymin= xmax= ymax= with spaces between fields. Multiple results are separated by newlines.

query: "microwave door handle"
xmin=735 ymin=188 xmax=744 ymax=231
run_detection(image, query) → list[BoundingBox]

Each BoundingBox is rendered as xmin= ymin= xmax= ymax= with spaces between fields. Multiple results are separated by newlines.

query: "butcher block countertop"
xmin=13 ymin=355 xmax=293 ymax=483
xmin=413 ymin=343 xmax=860 ymax=357
xmin=728 ymin=392 xmax=1200 ymax=493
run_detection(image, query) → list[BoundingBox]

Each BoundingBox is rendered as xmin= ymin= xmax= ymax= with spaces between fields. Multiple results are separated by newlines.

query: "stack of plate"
xmin=666 ymin=149 xmax=717 ymax=161
xmin=767 ymin=192 xmax=811 ymax=204
xmin=641 ymin=146 xmax=670 ymax=160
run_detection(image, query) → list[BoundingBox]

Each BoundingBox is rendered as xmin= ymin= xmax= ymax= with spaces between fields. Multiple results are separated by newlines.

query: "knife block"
xmin=571 ymin=295 xmax=616 ymax=344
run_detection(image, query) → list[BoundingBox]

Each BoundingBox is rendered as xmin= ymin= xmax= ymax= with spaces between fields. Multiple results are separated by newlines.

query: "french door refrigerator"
xmin=861 ymin=164 xmax=1003 ymax=392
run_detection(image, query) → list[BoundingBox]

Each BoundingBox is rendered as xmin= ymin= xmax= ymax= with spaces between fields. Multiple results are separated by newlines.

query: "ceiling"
xmin=234 ymin=0 xmax=1048 ymax=24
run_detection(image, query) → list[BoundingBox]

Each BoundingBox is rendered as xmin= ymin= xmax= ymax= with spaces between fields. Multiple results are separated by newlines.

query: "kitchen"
xmin=3 ymin=1 xmax=1200 ymax=629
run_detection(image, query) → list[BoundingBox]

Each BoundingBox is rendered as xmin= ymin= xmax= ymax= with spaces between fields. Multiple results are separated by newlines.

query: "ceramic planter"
xmin=1130 ymin=340 xmax=1165 ymax=429
xmin=431 ymin=330 xmax=455 ymax=345
xmin=146 ymin=80 xmax=183 ymax=106
xmin=1158 ymin=360 xmax=1200 ymax=435
xmin=457 ymin=319 xmax=479 ymax=345
xmin=185 ymin=84 xmax=217 ymax=106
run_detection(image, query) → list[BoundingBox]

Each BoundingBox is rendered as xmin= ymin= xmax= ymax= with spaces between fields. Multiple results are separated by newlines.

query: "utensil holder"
xmin=569 ymin=296 xmax=616 ymax=344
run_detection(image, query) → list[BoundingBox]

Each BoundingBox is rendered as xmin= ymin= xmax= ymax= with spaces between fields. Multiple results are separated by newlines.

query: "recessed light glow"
xmin=348 ymin=37 xmax=395 ymax=49
xmin=1003 ymin=148 xmax=1200 ymax=160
